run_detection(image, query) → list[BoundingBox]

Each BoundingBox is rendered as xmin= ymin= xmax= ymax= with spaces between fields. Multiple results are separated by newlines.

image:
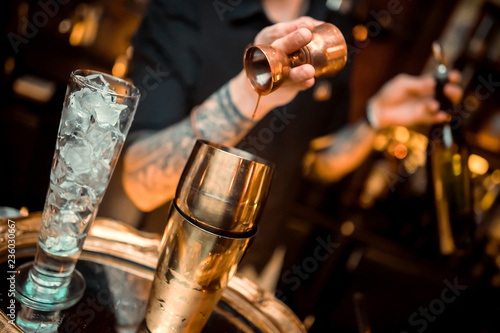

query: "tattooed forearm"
xmin=308 ymin=120 xmax=376 ymax=183
xmin=123 ymin=82 xmax=256 ymax=211
xmin=323 ymin=121 xmax=373 ymax=157
xmin=124 ymin=118 xmax=196 ymax=211
xmin=194 ymin=83 xmax=254 ymax=144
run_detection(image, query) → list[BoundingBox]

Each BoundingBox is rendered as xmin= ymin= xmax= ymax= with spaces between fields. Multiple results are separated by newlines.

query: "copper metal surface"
xmin=176 ymin=140 xmax=274 ymax=234
xmin=143 ymin=203 xmax=255 ymax=332
xmin=244 ymin=23 xmax=348 ymax=95
xmin=143 ymin=140 xmax=274 ymax=333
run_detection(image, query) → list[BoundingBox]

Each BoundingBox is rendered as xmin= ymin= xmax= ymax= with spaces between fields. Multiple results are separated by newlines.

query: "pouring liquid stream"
xmin=252 ymin=93 xmax=261 ymax=119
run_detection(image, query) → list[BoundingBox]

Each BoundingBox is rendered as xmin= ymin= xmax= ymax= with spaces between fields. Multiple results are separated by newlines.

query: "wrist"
xmin=229 ymin=71 xmax=272 ymax=120
xmin=365 ymin=98 xmax=381 ymax=130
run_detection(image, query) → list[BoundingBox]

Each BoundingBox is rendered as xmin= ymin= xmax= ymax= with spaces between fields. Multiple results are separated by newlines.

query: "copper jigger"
xmin=244 ymin=23 xmax=348 ymax=95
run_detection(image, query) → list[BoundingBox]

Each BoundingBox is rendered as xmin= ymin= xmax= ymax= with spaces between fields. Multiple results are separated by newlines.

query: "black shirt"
xmin=131 ymin=0 xmax=354 ymax=270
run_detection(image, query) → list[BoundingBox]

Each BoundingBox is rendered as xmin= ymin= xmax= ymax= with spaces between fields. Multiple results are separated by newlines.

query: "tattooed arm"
xmin=123 ymin=17 xmax=323 ymax=211
xmin=306 ymin=121 xmax=376 ymax=183
xmin=123 ymin=82 xmax=255 ymax=211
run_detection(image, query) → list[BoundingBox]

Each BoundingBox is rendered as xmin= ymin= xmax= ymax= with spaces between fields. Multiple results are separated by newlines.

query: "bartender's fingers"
xmin=271 ymin=28 xmax=313 ymax=54
xmin=279 ymin=16 xmax=322 ymax=32
xmin=443 ymin=84 xmax=463 ymax=105
xmin=426 ymin=100 xmax=440 ymax=114
xmin=448 ymin=70 xmax=462 ymax=84
xmin=426 ymin=112 xmax=450 ymax=124
xmin=396 ymin=74 xmax=435 ymax=96
xmin=255 ymin=17 xmax=321 ymax=45
xmin=443 ymin=70 xmax=463 ymax=105
xmin=269 ymin=17 xmax=322 ymax=37
xmin=409 ymin=99 xmax=448 ymax=125
xmin=286 ymin=64 xmax=315 ymax=90
xmin=292 ymin=16 xmax=323 ymax=30
xmin=418 ymin=99 xmax=450 ymax=123
xmin=382 ymin=74 xmax=434 ymax=98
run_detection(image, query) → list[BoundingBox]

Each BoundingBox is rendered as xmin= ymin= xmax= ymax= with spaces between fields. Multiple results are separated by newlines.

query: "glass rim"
xmin=70 ymin=69 xmax=141 ymax=99
xmin=196 ymin=140 xmax=274 ymax=169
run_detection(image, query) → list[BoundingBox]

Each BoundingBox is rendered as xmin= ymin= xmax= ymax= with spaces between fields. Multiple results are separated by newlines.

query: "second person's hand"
xmin=368 ymin=70 xmax=463 ymax=129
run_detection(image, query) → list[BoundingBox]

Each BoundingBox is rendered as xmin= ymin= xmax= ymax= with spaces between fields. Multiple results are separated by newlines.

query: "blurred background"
xmin=2 ymin=0 xmax=500 ymax=332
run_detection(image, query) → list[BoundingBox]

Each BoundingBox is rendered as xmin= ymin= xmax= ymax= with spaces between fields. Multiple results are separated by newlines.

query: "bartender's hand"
xmin=368 ymin=70 xmax=463 ymax=129
xmin=229 ymin=17 xmax=322 ymax=120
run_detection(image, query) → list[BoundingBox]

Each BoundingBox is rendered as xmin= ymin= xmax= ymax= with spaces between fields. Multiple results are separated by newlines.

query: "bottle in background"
xmin=427 ymin=43 xmax=475 ymax=256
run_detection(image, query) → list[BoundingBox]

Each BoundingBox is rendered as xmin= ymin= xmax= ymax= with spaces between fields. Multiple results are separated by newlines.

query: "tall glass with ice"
xmin=15 ymin=69 xmax=140 ymax=311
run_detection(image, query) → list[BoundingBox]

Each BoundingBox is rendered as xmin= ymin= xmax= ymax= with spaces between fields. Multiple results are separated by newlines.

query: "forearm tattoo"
xmin=194 ymin=83 xmax=254 ymax=143
xmin=308 ymin=121 xmax=375 ymax=182
xmin=124 ymin=83 xmax=255 ymax=206
xmin=322 ymin=121 xmax=372 ymax=158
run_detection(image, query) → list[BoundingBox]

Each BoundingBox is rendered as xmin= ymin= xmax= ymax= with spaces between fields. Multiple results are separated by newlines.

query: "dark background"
xmin=2 ymin=0 xmax=500 ymax=332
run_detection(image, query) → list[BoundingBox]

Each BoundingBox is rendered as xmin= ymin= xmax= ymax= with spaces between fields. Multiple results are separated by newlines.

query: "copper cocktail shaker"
xmin=140 ymin=140 xmax=274 ymax=333
xmin=244 ymin=23 xmax=348 ymax=95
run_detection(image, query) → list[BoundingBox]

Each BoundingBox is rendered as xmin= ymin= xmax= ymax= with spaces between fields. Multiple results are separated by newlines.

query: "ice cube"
xmin=63 ymin=94 xmax=91 ymax=135
xmin=57 ymin=209 xmax=79 ymax=224
xmin=69 ymin=162 xmax=109 ymax=194
xmin=94 ymin=102 xmax=127 ymax=127
xmin=87 ymin=125 xmax=116 ymax=160
xmin=44 ymin=234 xmax=78 ymax=254
xmin=79 ymin=87 xmax=108 ymax=115
xmin=59 ymin=180 xmax=97 ymax=203
xmin=58 ymin=234 xmax=78 ymax=252
xmin=86 ymin=160 xmax=111 ymax=195
xmin=50 ymin=157 xmax=69 ymax=185
xmin=111 ymin=125 xmax=126 ymax=144
xmin=55 ymin=210 xmax=81 ymax=237
xmin=47 ymin=186 xmax=68 ymax=209
xmin=70 ymin=81 xmax=127 ymax=128
xmin=44 ymin=236 xmax=60 ymax=251
xmin=70 ymin=201 xmax=95 ymax=224
xmin=81 ymin=185 xmax=97 ymax=202
xmin=86 ymin=73 xmax=110 ymax=90
xmin=74 ymin=73 xmax=110 ymax=91
xmin=46 ymin=179 xmax=97 ymax=224
xmin=60 ymin=141 xmax=93 ymax=175
xmin=67 ymin=191 xmax=96 ymax=217
xmin=58 ymin=179 xmax=84 ymax=200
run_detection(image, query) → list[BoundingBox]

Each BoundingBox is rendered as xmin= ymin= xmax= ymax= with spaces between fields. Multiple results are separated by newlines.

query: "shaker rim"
xmin=197 ymin=140 xmax=275 ymax=168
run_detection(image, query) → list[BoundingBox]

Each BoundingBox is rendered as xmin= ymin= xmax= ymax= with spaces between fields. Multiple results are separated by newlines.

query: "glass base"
xmin=16 ymin=305 xmax=61 ymax=332
xmin=15 ymin=261 xmax=86 ymax=311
